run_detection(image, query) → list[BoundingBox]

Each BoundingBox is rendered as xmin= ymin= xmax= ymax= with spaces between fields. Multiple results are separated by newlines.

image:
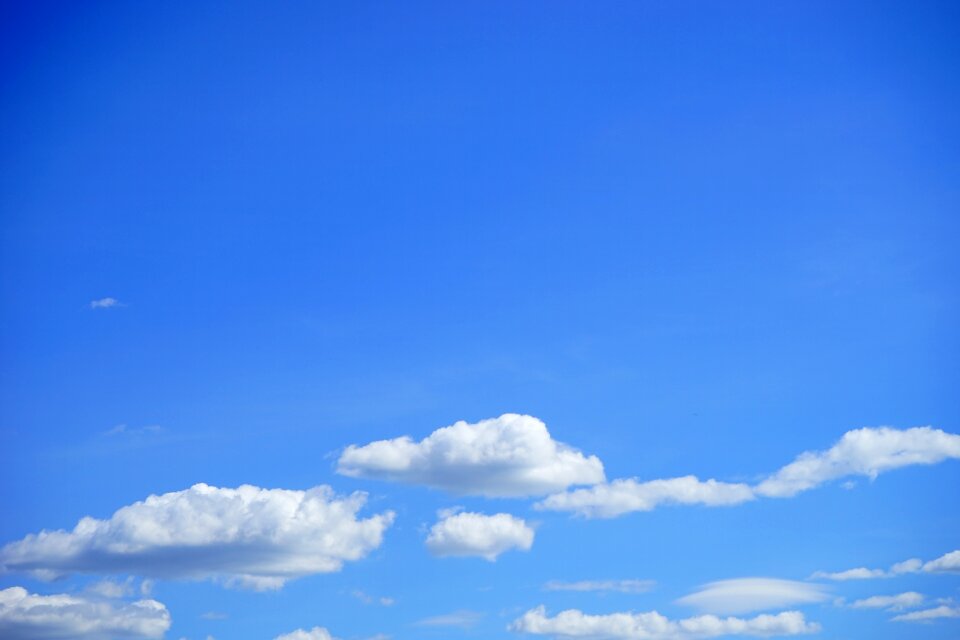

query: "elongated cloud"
xmin=539 ymin=426 xmax=960 ymax=518
xmin=0 ymin=586 xmax=170 ymax=639
xmin=0 ymin=484 xmax=394 ymax=590
xmin=509 ymin=606 xmax=820 ymax=639
xmin=545 ymin=580 xmax=655 ymax=594
xmin=337 ymin=414 xmax=605 ymax=497
xmin=754 ymin=426 xmax=960 ymax=498
xmin=892 ymin=605 xmax=960 ymax=622
xmin=849 ymin=592 xmax=923 ymax=611
xmin=812 ymin=550 xmax=957 ymax=581
xmin=676 ymin=579 xmax=829 ymax=615
xmin=274 ymin=627 xmax=337 ymax=640
xmin=426 ymin=511 xmax=534 ymax=561
xmin=537 ymin=476 xmax=754 ymax=519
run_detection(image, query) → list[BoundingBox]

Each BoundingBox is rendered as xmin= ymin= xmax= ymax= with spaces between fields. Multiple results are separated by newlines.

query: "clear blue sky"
xmin=1 ymin=2 xmax=958 ymax=639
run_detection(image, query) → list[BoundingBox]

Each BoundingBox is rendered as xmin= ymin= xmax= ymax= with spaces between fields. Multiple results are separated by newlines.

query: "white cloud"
xmin=509 ymin=606 xmax=820 ymax=638
xmin=0 ymin=483 xmax=394 ymax=590
xmin=892 ymin=605 xmax=960 ymax=623
xmin=351 ymin=590 xmax=394 ymax=606
xmin=274 ymin=627 xmax=337 ymax=640
xmin=545 ymin=580 xmax=655 ymax=594
xmin=425 ymin=511 xmax=534 ymax=561
xmin=754 ymin=426 xmax=960 ymax=498
xmin=416 ymin=610 xmax=483 ymax=628
xmin=676 ymin=579 xmax=829 ymax=615
xmin=0 ymin=586 xmax=170 ymax=639
xmin=923 ymin=550 xmax=960 ymax=573
xmin=89 ymin=297 xmax=122 ymax=309
xmin=811 ymin=550 xmax=959 ymax=581
xmin=539 ymin=426 xmax=960 ymax=518
xmin=849 ymin=592 xmax=924 ymax=611
xmin=86 ymin=578 xmax=135 ymax=599
xmin=337 ymin=414 xmax=605 ymax=497
xmin=537 ymin=476 xmax=754 ymax=519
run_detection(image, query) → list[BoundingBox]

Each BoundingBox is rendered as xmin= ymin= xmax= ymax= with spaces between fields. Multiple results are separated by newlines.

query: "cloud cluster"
xmin=425 ymin=511 xmax=534 ymax=561
xmin=676 ymin=579 xmax=829 ymax=615
xmin=539 ymin=426 xmax=960 ymax=518
xmin=812 ymin=549 xmax=958 ymax=581
xmin=545 ymin=580 xmax=655 ymax=594
xmin=537 ymin=477 xmax=754 ymax=519
xmin=274 ymin=627 xmax=337 ymax=640
xmin=0 ymin=586 xmax=170 ymax=639
xmin=509 ymin=606 xmax=820 ymax=639
xmin=338 ymin=414 xmax=605 ymax=497
xmin=0 ymin=484 xmax=394 ymax=590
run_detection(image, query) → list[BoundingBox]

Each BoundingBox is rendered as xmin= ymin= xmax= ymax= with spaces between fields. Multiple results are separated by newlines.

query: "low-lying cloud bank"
xmin=0 ymin=586 xmax=170 ymax=639
xmin=538 ymin=426 xmax=960 ymax=518
xmin=0 ymin=484 xmax=394 ymax=590
xmin=426 ymin=511 xmax=534 ymax=561
xmin=509 ymin=606 xmax=820 ymax=638
xmin=338 ymin=414 xmax=605 ymax=497
xmin=812 ymin=549 xmax=959 ymax=581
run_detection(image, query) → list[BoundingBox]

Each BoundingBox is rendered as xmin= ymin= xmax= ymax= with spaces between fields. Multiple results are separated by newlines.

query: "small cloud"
xmin=90 ymin=297 xmax=123 ymax=309
xmin=849 ymin=592 xmax=924 ymax=611
xmin=86 ymin=578 xmax=135 ymax=598
xmin=676 ymin=578 xmax=829 ymax=615
xmin=544 ymin=579 xmax=655 ymax=594
xmin=415 ymin=610 xmax=483 ymax=629
xmin=425 ymin=511 xmax=534 ymax=561
xmin=892 ymin=605 xmax=960 ymax=623
xmin=200 ymin=611 xmax=228 ymax=620
xmin=379 ymin=597 xmax=395 ymax=606
xmin=102 ymin=424 xmax=165 ymax=438
xmin=350 ymin=590 xmax=394 ymax=606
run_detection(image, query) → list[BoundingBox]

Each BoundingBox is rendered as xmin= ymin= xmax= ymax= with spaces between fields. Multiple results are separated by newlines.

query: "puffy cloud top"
xmin=338 ymin=414 xmax=605 ymax=497
xmin=426 ymin=511 xmax=534 ymax=561
xmin=0 ymin=586 xmax=170 ymax=639
xmin=274 ymin=627 xmax=337 ymax=640
xmin=509 ymin=606 xmax=820 ymax=639
xmin=0 ymin=484 xmax=394 ymax=590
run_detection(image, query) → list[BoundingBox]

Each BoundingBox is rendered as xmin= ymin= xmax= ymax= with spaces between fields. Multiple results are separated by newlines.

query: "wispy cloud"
xmin=849 ymin=592 xmax=924 ymax=611
xmin=415 ymin=610 xmax=483 ymax=629
xmin=544 ymin=579 xmax=655 ymax=594
xmin=892 ymin=605 xmax=960 ymax=623
xmin=89 ymin=297 xmax=123 ymax=309
xmin=812 ymin=549 xmax=957 ymax=581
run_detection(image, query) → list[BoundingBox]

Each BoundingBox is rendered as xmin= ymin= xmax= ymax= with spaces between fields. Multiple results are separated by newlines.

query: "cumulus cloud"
xmin=676 ymin=579 xmax=829 ymax=615
xmin=425 ymin=511 xmax=534 ymax=561
xmin=539 ymin=426 xmax=960 ymax=518
xmin=754 ymin=426 xmax=960 ymax=498
xmin=509 ymin=606 xmax=820 ymax=638
xmin=812 ymin=550 xmax=958 ymax=581
xmin=849 ymin=592 xmax=924 ymax=611
xmin=0 ymin=586 xmax=170 ymax=639
xmin=892 ymin=605 xmax=960 ymax=623
xmin=274 ymin=627 xmax=337 ymax=640
xmin=0 ymin=483 xmax=394 ymax=590
xmin=545 ymin=580 xmax=655 ymax=594
xmin=537 ymin=476 xmax=754 ymax=519
xmin=923 ymin=550 xmax=960 ymax=573
xmin=337 ymin=414 xmax=605 ymax=497
xmin=89 ymin=297 xmax=122 ymax=309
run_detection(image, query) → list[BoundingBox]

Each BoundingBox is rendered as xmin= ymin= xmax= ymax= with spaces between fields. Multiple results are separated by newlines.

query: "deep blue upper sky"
xmin=1 ymin=2 xmax=958 ymax=640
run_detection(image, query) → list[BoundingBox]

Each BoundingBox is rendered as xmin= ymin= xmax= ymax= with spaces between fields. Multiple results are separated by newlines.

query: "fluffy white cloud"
xmin=812 ymin=550 xmax=959 ymax=581
xmin=425 ymin=511 xmax=534 ymax=561
xmin=0 ymin=586 xmax=170 ymax=639
xmin=540 ymin=426 xmax=960 ymax=518
xmin=923 ymin=550 xmax=960 ymax=573
xmin=676 ymin=579 xmax=829 ymax=615
xmin=537 ymin=476 xmax=754 ymax=519
xmin=892 ymin=605 xmax=960 ymax=622
xmin=545 ymin=580 xmax=655 ymax=594
xmin=337 ymin=414 xmax=605 ymax=497
xmin=509 ymin=606 xmax=820 ymax=638
xmin=274 ymin=627 xmax=337 ymax=640
xmin=849 ymin=592 xmax=924 ymax=611
xmin=754 ymin=426 xmax=960 ymax=498
xmin=0 ymin=484 xmax=394 ymax=590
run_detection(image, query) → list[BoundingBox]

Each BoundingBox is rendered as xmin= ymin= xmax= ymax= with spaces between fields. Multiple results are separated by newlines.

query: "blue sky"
xmin=1 ymin=1 xmax=958 ymax=639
